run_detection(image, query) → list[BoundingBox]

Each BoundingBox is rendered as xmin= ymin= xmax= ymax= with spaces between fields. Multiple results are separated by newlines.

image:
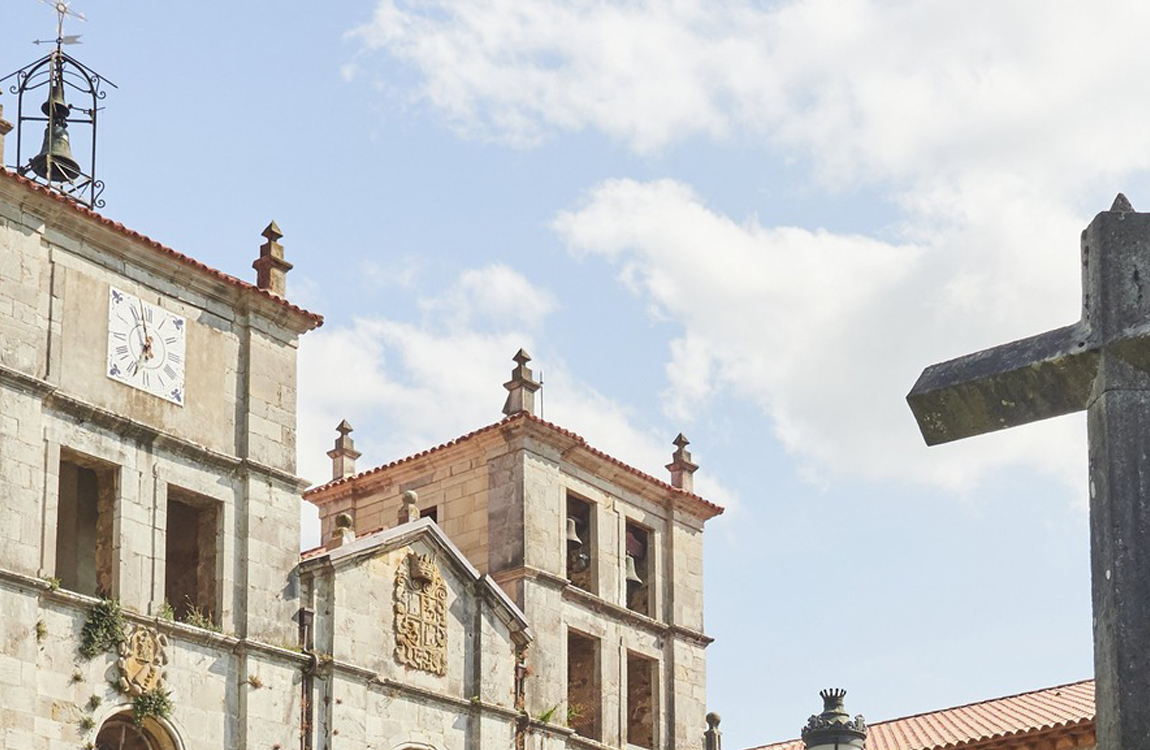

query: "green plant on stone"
xmin=566 ymin=703 xmax=585 ymax=726
xmin=79 ymin=599 xmax=127 ymax=659
xmin=78 ymin=715 xmax=95 ymax=733
xmin=537 ymin=703 xmax=560 ymax=724
xmin=180 ymin=599 xmax=220 ymax=632
xmin=34 ymin=620 xmax=47 ymax=642
xmin=158 ymin=601 xmax=175 ymax=621
xmin=71 ymin=669 xmax=84 ymax=684
xmin=131 ymin=688 xmax=172 ymax=725
xmin=86 ymin=695 xmax=102 ymax=712
xmin=44 ymin=576 xmax=61 ymax=591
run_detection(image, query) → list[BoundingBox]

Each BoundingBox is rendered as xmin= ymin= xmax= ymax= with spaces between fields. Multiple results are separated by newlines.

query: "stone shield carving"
xmin=394 ymin=552 xmax=447 ymax=675
xmin=118 ymin=625 xmax=169 ymax=695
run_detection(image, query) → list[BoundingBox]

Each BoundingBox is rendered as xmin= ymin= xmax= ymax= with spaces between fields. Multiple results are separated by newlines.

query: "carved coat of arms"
xmin=394 ymin=552 xmax=448 ymax=675
xmin=118 ymin=625 xmax=169 ymax=695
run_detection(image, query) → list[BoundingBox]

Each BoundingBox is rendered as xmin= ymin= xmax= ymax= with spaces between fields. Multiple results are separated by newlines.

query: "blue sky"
xmin=8 ymin=1 xmax=1141 ymax=747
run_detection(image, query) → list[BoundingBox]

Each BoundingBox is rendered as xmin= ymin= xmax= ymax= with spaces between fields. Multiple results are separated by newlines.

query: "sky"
xmin=9 ymin=1 xmax=1146 ymax=747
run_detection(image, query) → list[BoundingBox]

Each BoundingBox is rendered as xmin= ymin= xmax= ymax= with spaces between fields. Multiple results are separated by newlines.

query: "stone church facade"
xmin=0 ymin=164 xmax=724 ymax=750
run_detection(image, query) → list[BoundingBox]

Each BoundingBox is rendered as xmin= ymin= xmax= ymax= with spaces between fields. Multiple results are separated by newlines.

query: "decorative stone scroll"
xmin=394 ymin=552 xmax=447 ymax=675
xmin=118 ymin=625 xmax=169 ymax=695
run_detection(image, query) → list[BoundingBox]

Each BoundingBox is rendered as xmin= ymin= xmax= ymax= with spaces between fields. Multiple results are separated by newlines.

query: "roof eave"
xmin=0 ymin=168 xmax=323 ymax=333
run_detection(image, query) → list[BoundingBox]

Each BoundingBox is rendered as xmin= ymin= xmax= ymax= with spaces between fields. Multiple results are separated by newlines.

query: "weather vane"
xmin=34 ymin=0 xmax=85 ymax=46
xmin=0 ymin=0 xmax=115 ymax=208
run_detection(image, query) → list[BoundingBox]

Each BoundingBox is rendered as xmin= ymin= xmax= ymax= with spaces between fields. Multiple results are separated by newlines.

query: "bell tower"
xmin=0 ymin=0 xmax=116 ymax=208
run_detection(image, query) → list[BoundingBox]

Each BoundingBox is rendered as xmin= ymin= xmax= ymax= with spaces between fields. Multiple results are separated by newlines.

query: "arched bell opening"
xmin=94 ymin=711 xmax=182 ymax=750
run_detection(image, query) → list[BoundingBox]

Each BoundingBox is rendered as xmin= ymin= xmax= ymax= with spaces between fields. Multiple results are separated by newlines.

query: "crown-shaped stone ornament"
xmin=408 ymin=552 xmax=436 ymax=587
xmin=801 ymin=689 xmax=867 ymax=750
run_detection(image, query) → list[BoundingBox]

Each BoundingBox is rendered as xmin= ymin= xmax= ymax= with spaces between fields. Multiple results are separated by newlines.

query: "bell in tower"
xmin=30 ymin=80 xmax=82 ymax=183
xmin=0 ymin=0 xmax=115 ymax=208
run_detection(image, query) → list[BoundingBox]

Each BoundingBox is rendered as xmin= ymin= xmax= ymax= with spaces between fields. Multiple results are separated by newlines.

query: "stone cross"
xmin=907 ymin=193 xmax=1150 ymax=750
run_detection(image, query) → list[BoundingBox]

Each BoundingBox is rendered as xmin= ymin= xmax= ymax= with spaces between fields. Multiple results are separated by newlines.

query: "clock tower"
xmin=0 ymin=159 xmax=324 ymax=747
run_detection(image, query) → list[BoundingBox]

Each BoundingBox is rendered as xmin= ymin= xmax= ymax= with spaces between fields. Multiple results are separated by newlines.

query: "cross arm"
xmin=907 ymin=323 xmax=1098 ymax=445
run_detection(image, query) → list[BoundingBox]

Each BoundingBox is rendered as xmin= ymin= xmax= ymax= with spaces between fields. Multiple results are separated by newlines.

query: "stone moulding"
xmin=394 ymin=552 xmax=448 ymax=675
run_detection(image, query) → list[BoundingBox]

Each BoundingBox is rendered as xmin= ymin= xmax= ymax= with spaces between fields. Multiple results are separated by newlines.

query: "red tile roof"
xmin=0 ymin=168 xmax=323 ymax=330
xmin=749 ymin=680 xmax=1094 ymax=750
xmin=304 ymin=411 xmax=724 ymax=519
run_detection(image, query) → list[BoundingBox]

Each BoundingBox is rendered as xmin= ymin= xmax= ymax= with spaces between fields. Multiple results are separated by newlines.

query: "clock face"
xmin=106 ymin=287 xmax=187 ymax=406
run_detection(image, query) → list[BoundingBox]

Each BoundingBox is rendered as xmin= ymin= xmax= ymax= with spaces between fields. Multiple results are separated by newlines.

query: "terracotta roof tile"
xmin=749 ymin=680 xmax=1094 ymax=750
xmin=0 ymin=168 xmax=323 ymax=329
xmin=304 ymin=411 xmax=724 ymax=519
xmin=299 ymin=525 xmax=390 ymax=561
xmin=300 ymin=544 xmax=327 ymax=560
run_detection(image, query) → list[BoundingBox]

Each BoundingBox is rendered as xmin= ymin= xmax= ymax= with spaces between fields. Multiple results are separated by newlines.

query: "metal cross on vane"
xmin=41 ymin=0 xmax=85 ymax=43
xmin=908 ymin=192 xmax=1150 ymax=750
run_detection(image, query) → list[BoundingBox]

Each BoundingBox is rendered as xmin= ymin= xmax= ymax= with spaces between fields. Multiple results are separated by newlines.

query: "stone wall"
xmin=300 ymin=531 xmax=529 ymax=750
xmin=309 ymin=414 xmax=717 ymax=750
xmin=0 ymin=177 xmax=311 ymax=646
xmin=315 ymin=436 xmax=504 ymax=573
xmin=0 ymin=572 xmax=306 ymax=750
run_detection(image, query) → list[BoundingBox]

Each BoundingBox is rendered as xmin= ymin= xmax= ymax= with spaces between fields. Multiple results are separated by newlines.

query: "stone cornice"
xmin=0 ymin=363 xmax=308 ymax=492
xmin=306 ymin=413 xmax=722 ymax=523
xmin=0 ymin=569 xmax=311 ymax=666
xmin=0 ymin=169 xmax=321 ymax=334
xmin=491 ymin=564 xmax=713 ymax=646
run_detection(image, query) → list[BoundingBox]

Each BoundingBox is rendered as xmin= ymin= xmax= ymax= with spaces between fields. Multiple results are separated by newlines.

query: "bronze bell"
xmin=566 ymin=516 xmax=582 ymax=548
xmin=30 ymin=119 xmax=82 ymax=183
xmin=40 ymin=80 xmax=71 ymax=118
xmin=30 ymin=81 xmax=81 ymax=183
xmin=625 ymin=554 xmax=643 ymax=587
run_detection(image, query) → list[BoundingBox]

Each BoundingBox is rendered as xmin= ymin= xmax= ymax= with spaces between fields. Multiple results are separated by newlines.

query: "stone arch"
xmin=93 ymin=708 xmax=183 ymax=750
xmin=390 ymin=743 xmax=437 ymax=750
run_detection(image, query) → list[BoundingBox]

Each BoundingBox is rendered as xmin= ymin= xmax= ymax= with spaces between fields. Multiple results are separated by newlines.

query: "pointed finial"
xmin=667 ymin=433 xmax=699 ymax=492
xmin=503 ymin=348 xmax=541 ymax=416
xmin=327 ymin=419 xmax=361 ymax=481
xmin=1111 ymin=193 xmax=1135 ymax=213
xmin=253 ymin=221 xmax=293 ymax=296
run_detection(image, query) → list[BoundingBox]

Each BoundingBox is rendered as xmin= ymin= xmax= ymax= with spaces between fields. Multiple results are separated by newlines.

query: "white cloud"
xmin=555 ymin=178 xmax=1087 ymax=494
xmin=346 ymin=0 xmax=1131 ymax=498
xmin=350 ymin=0 xmax=1150 ymax=181
xmin=420 ymin=264 xmax=557 ymax=330
xmin=296 ymin=262 xmax=730 ymax=547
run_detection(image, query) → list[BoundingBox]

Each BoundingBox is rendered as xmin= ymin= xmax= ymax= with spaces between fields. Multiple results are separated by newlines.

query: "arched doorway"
xmin=94 ymin=712 xmax=180 ymax=750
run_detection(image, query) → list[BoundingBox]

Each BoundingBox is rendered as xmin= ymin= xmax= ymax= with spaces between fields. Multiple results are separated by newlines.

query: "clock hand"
xmin=137 ymin=300 xmax=154 ymax=360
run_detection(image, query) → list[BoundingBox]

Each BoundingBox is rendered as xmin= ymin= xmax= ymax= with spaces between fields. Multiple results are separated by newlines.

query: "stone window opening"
xmin=566 ymin=629 xmax=602 ymax=740
xmin=565 ymin=493 xmax=594 ymax=593
xmin=55 ymin=450 xmax=117 ymax=597
xmin=95 ymin=711 xmax=180 ymax=750
xmin=165 ymin=487 xmax=220 ymax=627
xmin=624 ymin=522 xmax=651 ymax=616
xmin=420 ymin=505 xmax=439 ymax=524
xmin=626 ymin=652 xmax=656 ymax=749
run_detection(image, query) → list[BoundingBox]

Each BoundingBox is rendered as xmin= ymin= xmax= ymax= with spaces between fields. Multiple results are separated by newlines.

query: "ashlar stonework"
xmin=0 ymin=161 xmax=723 ymax=750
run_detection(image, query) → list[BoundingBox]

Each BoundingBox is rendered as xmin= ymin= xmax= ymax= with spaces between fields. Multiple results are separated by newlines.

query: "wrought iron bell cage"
xmin=1 ymin=43 xmax=115 ymax=208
